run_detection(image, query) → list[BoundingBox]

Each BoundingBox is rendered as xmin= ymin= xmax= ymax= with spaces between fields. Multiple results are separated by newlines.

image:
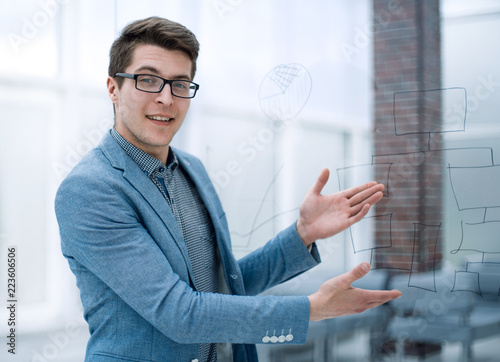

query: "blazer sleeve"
xmin=55 ymin=169 xmax=311 ymax=345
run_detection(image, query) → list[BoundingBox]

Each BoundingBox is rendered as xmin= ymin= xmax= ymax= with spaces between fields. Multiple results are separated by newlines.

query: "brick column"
xmin=372 ymin=0 xmax=442 ymax=274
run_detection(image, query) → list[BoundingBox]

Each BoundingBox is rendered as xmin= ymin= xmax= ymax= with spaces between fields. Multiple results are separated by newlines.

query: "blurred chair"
xmin=387 ymin=268 xmax=500 ymax=362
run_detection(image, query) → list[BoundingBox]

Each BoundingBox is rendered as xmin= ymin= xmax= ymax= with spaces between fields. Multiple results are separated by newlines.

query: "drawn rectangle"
xmin=350 ymin=214 xmax=391 ymax=253
xmin=452 ymin=271 xmax=480 ymax=295
xmin=337 ymin=163 xmax=391 ymax=197
xmin=393 ymin=88 xmax=466 ymax=135
xmin=457 ymin=221 xmax=500 ymax=254
xmin=409 ymin=223 xmax=441 ymax=291
xmin=449 ymin=165 xmax=500 ymax=210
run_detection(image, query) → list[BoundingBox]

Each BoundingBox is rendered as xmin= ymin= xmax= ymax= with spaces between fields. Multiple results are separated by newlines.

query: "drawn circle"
xmin=258 ymin=63 xmax=312 ymax=121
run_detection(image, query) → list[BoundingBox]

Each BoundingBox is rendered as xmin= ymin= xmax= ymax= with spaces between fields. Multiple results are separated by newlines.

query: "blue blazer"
xmin=55 ymin=131 xmax=320 ymax=362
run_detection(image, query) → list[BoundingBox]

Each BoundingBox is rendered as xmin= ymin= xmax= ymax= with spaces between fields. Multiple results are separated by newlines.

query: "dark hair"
xmin=108 ymin=17 xmax=200 ymax=88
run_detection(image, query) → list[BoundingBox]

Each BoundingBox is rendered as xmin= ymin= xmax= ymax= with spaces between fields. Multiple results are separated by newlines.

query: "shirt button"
xmin=278 ymin=335 xmax=286 ymax=343
xmin=159 ymin=167 xmax=165 ymax=172
xmin=262 ymin=336 xmax=270 ymax=343
xmin=286 ymin=334 xmax=294 ymax=342
xmin=270 ymin=335 xmax=278 ymax=343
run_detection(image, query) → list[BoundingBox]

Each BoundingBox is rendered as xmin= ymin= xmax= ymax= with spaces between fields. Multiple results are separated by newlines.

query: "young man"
xmin=55 ymin=17 xmax=400 ymax=362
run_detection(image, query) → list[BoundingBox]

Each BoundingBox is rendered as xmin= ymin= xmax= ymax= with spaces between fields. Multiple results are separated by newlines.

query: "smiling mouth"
xmin=147 ymin=115 xmax=172 ymax=122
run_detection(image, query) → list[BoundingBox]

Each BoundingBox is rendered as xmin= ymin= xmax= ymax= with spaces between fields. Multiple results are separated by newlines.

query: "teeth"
xmin=147 ymin=116 xmax=171 ymax=122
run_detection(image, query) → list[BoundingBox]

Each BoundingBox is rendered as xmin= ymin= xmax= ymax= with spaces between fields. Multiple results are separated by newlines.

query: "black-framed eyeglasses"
xmin=115 ymin=73 xmax=199 ymax=99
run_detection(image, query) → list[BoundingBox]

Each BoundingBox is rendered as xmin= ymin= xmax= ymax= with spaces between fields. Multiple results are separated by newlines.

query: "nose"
xmin=155 ymin=84 xmax=174 ymax=105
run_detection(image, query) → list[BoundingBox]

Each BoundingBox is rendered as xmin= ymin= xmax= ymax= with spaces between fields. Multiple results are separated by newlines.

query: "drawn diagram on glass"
xmin=448 ymin=164 xmax=500 ymax=214
xmin=348 ymin=213 xmax=393 ymax=262
xmin=337 ymin=163 xmax=392 ymax=198
xmin=258 ymin=63 xmax=312 ymax=121
xmin=451 ymin=221 xmax=500 ymax=255
xmin=453 ymin=262 xmax=500 ymax=296
xmin=229 ymin=164 xmax=298 ymax=252
xmin=393 ymin=87 xmax=467 ymax=150
xmin=228 ymin=63 xmax=313 ymax=252
xmin=338 ymin=86 xmax=500 ymax=295
xmin=446 ymin=161 xmax=500 ymax=293
xmin=408 ymin=223 xmax=441 ymax=292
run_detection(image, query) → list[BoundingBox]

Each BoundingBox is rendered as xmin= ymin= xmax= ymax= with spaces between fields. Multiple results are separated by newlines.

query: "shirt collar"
xmin=111 ymin=127 xmax=179 ymax=176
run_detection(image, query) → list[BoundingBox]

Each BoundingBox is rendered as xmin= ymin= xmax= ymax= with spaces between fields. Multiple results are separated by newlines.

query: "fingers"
xmin=388 ymin=289 xmax=402 ymax=300
xmin=345 ymin=184 xmax=384 ymax=223
xmin=364 ymin=289 xmax=403 ymax=305
xmin=347 ymin=183 xmax=384 ymax=206
xmin=348 ymin=187 xmax=384 ymax=217
xmin=347 ymin=203 xmax=372 ymax=226
xmin=310 ymin=267 xmax=402 ymax=321
xmin=320 ymin=263 xmax=370 ymax=292
xmin=310 ymin=168 xmax=330 ymax=195
xmin=311 ymin=171 xmax=385 ymax=206
xmin=342 ymin=181 xmax=380 ymax=198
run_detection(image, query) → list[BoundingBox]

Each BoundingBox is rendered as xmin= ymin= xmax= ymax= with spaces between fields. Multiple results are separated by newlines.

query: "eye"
xmin=138 ymin=75 xmax=160 ymax=85
xmin=173 ymin=81 xmax=188 ymax=89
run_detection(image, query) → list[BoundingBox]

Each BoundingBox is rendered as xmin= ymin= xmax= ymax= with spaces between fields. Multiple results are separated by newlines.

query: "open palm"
xmin=296 ymin=168 xmax=385 ymax=246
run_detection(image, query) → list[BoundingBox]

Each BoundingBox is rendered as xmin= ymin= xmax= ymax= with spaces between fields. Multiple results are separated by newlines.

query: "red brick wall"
xmin=372 ymin=0 xmax=442 ymax=272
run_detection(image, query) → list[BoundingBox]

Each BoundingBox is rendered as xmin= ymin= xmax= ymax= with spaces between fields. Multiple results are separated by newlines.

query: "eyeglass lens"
xmin=136 ymin=75 xmax=196 ymax=97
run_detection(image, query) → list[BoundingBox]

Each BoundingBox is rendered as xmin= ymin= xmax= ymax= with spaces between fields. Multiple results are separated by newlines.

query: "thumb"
xmin=311 ymin=168 xmax=330 ymax=195
xmin=346 ymin=262 xmax=371 ymax=283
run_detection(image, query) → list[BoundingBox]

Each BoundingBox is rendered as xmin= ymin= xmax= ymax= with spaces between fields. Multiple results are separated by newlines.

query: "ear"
xmin=107 ymin=76 xmax=119 ymax=104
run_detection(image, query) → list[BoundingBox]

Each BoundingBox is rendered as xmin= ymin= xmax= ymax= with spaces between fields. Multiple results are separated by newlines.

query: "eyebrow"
xmin=135 ymin=65 xmax=191 ymax=81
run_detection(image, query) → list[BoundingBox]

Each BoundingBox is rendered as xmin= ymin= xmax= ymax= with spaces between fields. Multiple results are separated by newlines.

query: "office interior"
xmin=0 ymin=0 xmax=499 ymax=361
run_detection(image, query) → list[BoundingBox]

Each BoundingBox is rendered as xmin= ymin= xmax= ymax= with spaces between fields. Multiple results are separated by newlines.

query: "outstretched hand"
xmin=308 ymin=263 xmax=401 ymax=321
xmin=296 ymin=168 xmax=384 ymax=246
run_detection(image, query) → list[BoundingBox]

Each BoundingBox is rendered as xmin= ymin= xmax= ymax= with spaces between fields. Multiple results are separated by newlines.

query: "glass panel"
xmin=1 ymin=0 xmax=499 ymax=360
xmin=0 ymin=0 xmax=58 ymax=78
xmin=0 ymin=100 xmax=52 ymax=304
xmin=76 ymin=1 xmax=115 ymax=85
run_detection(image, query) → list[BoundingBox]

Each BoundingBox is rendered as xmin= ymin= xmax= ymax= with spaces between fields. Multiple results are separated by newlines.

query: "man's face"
xmin=107 ymin=44 xmax=193 ymax=162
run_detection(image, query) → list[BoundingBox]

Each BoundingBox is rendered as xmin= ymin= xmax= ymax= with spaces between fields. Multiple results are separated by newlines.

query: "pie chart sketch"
xmin=258 ymin=63 xmax=312 ymax=121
